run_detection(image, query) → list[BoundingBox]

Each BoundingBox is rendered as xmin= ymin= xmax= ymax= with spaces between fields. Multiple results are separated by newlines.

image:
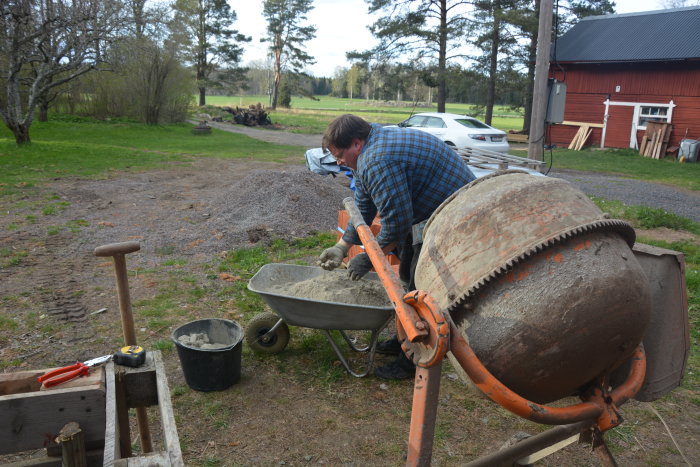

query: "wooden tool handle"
xmin=94 ymin=241 xmax=141 ymax=257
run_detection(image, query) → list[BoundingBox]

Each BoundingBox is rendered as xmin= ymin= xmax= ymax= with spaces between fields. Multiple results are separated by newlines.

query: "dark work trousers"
xmin=393 ymin=232 xmax=424 ymax=370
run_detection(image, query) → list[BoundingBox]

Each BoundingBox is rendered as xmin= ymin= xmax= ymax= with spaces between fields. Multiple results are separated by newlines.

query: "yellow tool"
xmin=114 ymin=345 xmax=146 ymax=367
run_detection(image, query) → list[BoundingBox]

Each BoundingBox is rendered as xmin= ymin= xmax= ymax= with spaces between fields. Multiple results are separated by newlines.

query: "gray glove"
xmin=318 ymin=243 xmax=348 ymax=271
xmin=347 ymin=253 xmax=373 ymax=281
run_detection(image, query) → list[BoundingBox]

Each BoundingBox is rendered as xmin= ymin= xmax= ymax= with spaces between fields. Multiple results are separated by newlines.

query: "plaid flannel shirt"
xmin=342 ymin=123 xmax=475 ymax=248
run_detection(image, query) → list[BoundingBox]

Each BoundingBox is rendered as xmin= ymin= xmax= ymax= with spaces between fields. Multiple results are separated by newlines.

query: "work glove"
xmin=347 ymin=253 xmax=373 ymax=281
xmin=318 ymin=243 xmax=348 ymax=271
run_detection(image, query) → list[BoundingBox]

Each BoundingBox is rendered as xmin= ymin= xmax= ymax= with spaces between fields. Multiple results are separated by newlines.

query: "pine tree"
xmin=170 ymin=0 xmax=250 ymax=106
xmin=262 ymin=0 xmax=316 ymax=109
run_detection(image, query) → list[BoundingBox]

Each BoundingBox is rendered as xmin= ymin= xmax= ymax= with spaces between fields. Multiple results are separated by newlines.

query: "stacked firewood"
xmin=222 ymin=104 xmax=271 ymax=126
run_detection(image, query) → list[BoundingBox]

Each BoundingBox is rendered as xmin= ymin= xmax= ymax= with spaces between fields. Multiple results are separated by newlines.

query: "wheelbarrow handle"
xmin=342 ymin=197 xmax=428 ymax=342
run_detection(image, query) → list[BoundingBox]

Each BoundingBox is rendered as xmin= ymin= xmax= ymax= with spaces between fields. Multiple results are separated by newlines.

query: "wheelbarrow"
xmin=246 ymin=263 xmax=393 ymax=377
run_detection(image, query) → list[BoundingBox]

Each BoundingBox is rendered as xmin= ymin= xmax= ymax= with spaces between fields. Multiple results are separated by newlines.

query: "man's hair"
xmin=322 ymin=114 xmax=371 ymax=151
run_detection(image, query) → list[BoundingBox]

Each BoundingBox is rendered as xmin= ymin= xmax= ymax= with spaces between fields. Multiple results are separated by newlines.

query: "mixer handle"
xmin=342 ymin=197 xmax=428 ymax=342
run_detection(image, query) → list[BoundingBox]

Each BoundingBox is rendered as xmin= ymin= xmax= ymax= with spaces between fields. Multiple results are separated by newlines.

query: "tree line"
xmin=2 ymin=0 xmax=686 ymax=145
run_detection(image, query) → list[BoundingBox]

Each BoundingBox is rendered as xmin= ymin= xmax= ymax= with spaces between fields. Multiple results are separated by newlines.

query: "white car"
xmin=397 ymin=112 xmax=510 ymax=153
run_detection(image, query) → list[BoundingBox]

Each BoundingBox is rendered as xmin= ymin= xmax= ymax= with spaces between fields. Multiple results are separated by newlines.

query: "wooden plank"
xmin=120 ymin=353 xmax=158 ymax=408
xmin=639 ymin=133 xmax=649 ymax=155
xmin=115 ymin=372 xmax=132 ymax=457
xmin=113 ymin=452 xmax=170 ymax=466
xmin=1 ymin=450 xmax=103 ymax=467
xmin=647 ymin=130 xmax=658 ymax=158
xmin=562 ymin=120 xmax=604 ymax=128
xmin=516 ymin=434 xmax=579 ymax=464
xmin=103 ymin=361 xmax=120 ymax=466
xmin=567 ymin=126 xmax=582 ymax=149
xmin=575 ymin=126 xmax=591 ymax=150
xmin=153 ymin=351 xmax=184 ymax=466
xmin=0 ymin=366 xmax=103 ymax=396
xmin=0 ymin=383 xmax=106 ymax=454
xmin=0 ymin=370 xmax=43 ymax=396
xmin=507 ymin=133 xmax=529 ymax=143
xmin=660 ymin=123 xmax=672 ymax=158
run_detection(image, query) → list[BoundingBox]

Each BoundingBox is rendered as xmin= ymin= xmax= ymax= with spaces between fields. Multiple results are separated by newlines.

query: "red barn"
xmin=547 ymin=6 xmax=700 ymax=152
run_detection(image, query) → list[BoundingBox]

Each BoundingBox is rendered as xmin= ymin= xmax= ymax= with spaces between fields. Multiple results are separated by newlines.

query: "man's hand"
xmin=318 ymin=243 xmax=348 ymax=271
xmin=347 ymin=253 xmax=373 ymax=280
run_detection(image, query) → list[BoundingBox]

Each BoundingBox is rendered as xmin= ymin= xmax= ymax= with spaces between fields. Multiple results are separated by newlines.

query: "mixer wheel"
xmin=246 ymin=312 xmax=290 ymax=354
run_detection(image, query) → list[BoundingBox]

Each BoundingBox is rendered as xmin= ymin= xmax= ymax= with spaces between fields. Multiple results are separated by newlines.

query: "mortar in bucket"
xmin=172 ymin=318 xmax=243 ymax=391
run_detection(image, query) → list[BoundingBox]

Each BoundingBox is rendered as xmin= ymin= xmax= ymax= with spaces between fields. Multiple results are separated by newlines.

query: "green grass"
xmin=591 ymin=198 xmax=700 ymax=234
xmin=0 ymin=116 xmax=305 ymax=197
xmin=0 ymin=247 xmax=28 ymax=267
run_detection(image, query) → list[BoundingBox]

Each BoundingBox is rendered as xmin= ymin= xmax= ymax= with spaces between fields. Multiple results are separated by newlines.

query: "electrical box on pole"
xmin=527 ymin=0 xmax=554 ymax=161
xmin=546 ymin=79 xmax=566 ymax=123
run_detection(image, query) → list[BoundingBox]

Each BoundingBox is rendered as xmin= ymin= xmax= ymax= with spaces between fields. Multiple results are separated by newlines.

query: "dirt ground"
xmin=1 ymin=156 xmax=698 ymax=466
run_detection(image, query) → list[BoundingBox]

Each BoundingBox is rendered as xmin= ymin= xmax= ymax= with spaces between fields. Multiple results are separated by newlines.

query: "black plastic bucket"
xmin=171 ymin=318 xmax=243 ymax=391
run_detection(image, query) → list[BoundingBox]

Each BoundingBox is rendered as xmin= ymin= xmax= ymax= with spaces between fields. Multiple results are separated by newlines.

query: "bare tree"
xmin=0 ymin=0 xmax=124 ymax=144
xmin=262 ymin=0 xmax=316 ymax=109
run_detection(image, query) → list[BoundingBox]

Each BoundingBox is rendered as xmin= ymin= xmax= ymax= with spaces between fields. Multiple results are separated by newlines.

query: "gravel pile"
xmin=208 ymin=168 xmax=353 ymax=246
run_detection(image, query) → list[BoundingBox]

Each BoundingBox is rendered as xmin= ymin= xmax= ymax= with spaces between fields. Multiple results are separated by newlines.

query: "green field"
xmin=0 ymin=116 xmax=302 ymax=197
xmin=203 ymin=95 xmax=525 ymax=132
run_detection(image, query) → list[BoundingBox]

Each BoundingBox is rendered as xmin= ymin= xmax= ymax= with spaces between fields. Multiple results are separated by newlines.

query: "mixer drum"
xmin=414 ymin=172 xmax=651 ymax=404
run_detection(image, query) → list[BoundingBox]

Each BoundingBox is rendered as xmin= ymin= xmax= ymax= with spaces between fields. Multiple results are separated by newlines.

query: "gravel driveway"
xmin=207 ymin=121 xmax=700 ymax=222
xmin=549 ymin=169 xmax=700 ymax=222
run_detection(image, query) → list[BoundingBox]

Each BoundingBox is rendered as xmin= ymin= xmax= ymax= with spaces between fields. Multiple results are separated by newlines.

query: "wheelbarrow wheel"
xmin=245 ymin=312 xmax=290 ymax=354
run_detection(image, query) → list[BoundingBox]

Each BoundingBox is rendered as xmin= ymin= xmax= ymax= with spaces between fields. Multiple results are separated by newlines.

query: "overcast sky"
xmin=233 ymin=0 xmax=667 ymax=77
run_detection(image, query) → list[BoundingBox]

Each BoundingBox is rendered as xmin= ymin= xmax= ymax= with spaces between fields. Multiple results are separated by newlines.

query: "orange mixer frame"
xmin=342 ymin=198 xmax=646 ymax=467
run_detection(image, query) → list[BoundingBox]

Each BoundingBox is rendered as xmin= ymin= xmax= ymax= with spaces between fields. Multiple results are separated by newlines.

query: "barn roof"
xmin=552 ymin=6 xmax=700 ymax=63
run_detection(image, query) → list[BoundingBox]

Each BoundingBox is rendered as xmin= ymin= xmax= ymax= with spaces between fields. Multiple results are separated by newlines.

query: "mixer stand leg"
xmin=406 ymin=363 xmax=442 ymax=467
xmin=590 ymin=428 xmax=619 ymax=467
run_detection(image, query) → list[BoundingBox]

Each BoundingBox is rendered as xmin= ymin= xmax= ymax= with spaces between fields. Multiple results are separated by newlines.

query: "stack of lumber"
xmin=568 ymin=124 xmax=593 ymax=150
xmin=507 ymin=132 xmax=529 ymax=143
xmin=639 ymin=122 xmax=672 ymax=159
xmin=457 ymin=147 xmax=545 ymax=173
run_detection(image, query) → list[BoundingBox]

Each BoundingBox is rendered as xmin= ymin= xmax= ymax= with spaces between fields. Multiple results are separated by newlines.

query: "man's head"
xmin=322 ymin=114 xmax=371 ymax=170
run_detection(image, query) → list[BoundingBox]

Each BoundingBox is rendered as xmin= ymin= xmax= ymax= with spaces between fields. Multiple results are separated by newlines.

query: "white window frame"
xmin=601 ymin=99 xmax=675 ymax=149
xmin=636 ymin=105 xmax=672 ymax=129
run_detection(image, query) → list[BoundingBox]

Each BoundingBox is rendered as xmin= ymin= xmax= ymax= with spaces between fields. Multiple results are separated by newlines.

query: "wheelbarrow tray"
xmin=248 ymin=263 xmax=393 ymax=331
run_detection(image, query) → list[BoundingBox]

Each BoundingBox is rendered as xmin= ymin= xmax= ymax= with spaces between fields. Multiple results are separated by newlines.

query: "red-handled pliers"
xmin=37 ymin=355 xmax=113 ymax=388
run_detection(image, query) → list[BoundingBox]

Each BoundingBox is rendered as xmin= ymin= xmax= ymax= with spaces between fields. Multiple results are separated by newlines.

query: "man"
xmin=318 ymin=114 xmax=476 ymax=380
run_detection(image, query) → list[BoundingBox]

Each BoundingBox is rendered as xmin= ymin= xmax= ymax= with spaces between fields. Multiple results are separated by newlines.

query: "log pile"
xmin=222 ymin=104 xmax=272 ymax=126
xmin=639 ymin=122 xmax=672 ymax=159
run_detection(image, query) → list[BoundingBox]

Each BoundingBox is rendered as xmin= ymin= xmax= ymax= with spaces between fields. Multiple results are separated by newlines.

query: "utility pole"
xmin=528 ymin=0 xmax=554 ymax=161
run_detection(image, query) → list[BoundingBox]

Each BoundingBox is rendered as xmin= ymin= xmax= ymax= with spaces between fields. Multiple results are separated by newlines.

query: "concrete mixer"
xmin=414 ymin=171 xmax=651 ymax=404
xmin=341 ymin=170 xmax=661 ymax=466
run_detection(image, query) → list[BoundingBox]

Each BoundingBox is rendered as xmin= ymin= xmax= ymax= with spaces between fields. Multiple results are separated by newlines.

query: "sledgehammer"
xmin=95 ymin=241 xmax=153 ymax=454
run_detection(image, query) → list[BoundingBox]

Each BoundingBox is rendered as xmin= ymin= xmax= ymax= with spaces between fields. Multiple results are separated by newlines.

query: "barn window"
xmin=638 ymin=106 xmax=670 ymax=127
